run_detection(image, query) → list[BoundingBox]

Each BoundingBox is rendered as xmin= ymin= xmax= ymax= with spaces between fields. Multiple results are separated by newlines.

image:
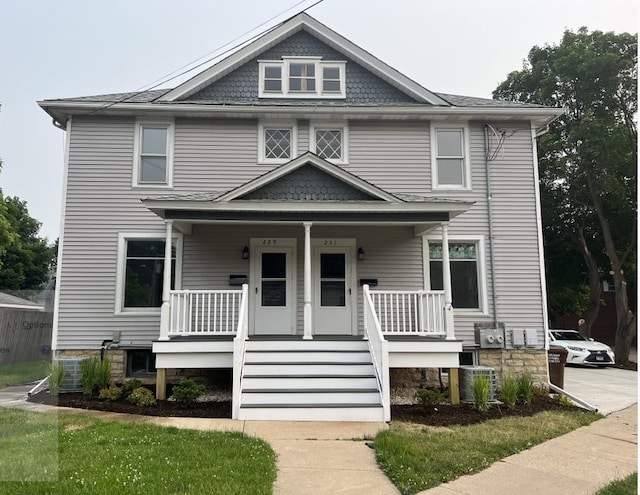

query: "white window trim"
xmin=309 ymin=121 xmax=349 ymax=164
xmin=258 ymin=58 xmax=346 ymax=99
xmin=115 ymin=232 xmax=183 ymax=315
xmin=258 ymin=120 xmax=298 ymax=164
xmin=430 ymin=122 xmax=471 ymax=190
xmin=132 ymin=119 xmax=175 ymax=188
xmin=422 ymin=233 xmax=488 ymax=315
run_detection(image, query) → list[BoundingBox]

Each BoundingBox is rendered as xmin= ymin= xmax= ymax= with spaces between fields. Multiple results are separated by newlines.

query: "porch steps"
xmin=238 ymin=340 xmax=385 ymax=421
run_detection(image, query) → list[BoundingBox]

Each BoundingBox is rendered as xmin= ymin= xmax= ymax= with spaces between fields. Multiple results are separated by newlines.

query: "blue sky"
xmin=0 ymin=0 xmax=637 ymax=241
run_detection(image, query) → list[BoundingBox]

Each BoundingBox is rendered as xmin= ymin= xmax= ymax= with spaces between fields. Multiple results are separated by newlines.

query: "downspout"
xmin=483 ymin=124 xmax=499 ymax=329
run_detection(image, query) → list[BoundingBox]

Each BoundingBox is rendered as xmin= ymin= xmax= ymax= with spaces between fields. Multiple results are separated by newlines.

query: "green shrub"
xmin=98 ymin=384 xmax=123 ymax=401
xmin=558 ymin=395 xmax=574 ymax=407
xmin=95 ymin=357 xmax=112 ymax=390
xmin=121 ymin=378 xmax=143 ymax=396
xmin=128 ymin=386 xmax=156 ymax=407
xmin=500 ymin=374 xmax=518 ymax=409
xmin=415 ymin=388 xmax=447 ymax=414
xmin=472 ymin=375 xmax=490 ymax=412
xmin=47 ymin=361 xmax=66 ymax=395
xmin=171 ymin=379 xmax=206 ymax=407
xmin=517 ymin=372 xmax=535 ymax=405
xmin=80 ymin=358 xmax=100 ymax=395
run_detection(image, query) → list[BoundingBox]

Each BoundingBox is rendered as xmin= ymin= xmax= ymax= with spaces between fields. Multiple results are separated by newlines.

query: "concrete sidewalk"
xmin=418 ymin=404 xmax=637 ymax=495
xmin=0 ymin=383 xmax=636 ymax=495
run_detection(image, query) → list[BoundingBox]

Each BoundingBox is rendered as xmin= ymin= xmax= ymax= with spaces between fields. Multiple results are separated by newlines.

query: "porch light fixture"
xmin=242 ymin=246 xmax=249 ymax=260
xmin=357 ymin=247 xmax=365 ymax=261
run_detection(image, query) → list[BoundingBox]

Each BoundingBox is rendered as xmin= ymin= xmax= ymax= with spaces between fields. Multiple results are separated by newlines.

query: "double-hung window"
xmin=258 ymin=121 xmax=297 ymax=164
xmin=116 ymin=234 xmax=181 ymax=313
xmin=259 ymin=58 xmax=346 ymax=98
xmin=426 ymin=239 xmax=486 ymax=312
xmin=309 ymin=122 xmax=348 ymax=164
xmin=134 ymin=121 xmax=174 ymax=187
xmin=431 ymin=124 xmax=470 ymax=189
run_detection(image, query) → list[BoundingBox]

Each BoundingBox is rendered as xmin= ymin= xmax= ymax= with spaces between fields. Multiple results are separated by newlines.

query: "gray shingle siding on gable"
xmin=187 ymin=30 xmax=418 ymax=104
xmin=239 ymin=165 xmax=379 ymax=201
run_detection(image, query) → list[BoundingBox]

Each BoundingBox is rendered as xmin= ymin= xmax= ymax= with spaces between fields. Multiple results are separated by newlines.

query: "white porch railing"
xmin=169 ymin=289 xmax=243 ymax=335
xmin=363 ymin=285 xmax=391 ymax=422
xmin=369 ymin=290 xmax=447 ymax=337
xmin=232 ymin=284 xmax=249 ymax=420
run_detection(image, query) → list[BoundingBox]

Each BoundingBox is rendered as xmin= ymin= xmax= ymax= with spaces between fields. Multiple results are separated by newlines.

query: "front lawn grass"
xmin=0 ymin=408 xmax=277 ymax=494
xmin=596 ymin=473 xmax=638 ymax=495
xmin=375 ymin=409 xmax=602 ymax=495
xmin=0 ymin=360 xmax=48 ymax=389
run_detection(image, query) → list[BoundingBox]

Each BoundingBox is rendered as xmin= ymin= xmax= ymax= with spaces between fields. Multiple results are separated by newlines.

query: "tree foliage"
xmin=0 ymin=160 xmax=56 ymax=291
xmin=494 ymin=28 xmax=637 ymax=362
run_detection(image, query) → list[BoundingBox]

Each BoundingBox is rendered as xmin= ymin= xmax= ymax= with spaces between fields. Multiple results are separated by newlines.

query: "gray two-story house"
xmin=40 ymin=13 xmax=562 ymax=421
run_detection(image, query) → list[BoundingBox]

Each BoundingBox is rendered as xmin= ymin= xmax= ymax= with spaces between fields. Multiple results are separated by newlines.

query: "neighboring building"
xmin=39 ymin=13 xmax=562 ymax=421
xmin=0 ymin=292 xmax=52 ymax=365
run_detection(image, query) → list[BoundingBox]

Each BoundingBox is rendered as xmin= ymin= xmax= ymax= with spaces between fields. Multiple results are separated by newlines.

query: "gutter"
xmin=37 ymin=100 xmax=565 ymax=128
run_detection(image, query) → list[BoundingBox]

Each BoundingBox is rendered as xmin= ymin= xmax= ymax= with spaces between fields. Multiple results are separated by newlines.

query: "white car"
xmin=548 ymin=329 xmax=615 ymax=366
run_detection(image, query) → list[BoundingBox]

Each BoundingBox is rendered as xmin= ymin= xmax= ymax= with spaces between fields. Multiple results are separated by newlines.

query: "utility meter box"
xmin=477 ymin=328 xmax=505 ymax=348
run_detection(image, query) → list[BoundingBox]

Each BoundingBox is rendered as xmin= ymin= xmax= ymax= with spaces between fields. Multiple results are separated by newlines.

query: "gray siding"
xmin=187 ymin=30 xmax=417 ymax=105
xmin=57 ymin=116 xmax=545 ymax=350
xmin=58 ymin=117 xmax=172 ymax=350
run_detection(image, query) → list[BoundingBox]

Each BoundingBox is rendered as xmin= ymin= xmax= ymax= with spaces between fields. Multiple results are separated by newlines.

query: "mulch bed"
xmin=29 ymin=391 xmax=231 ymax=418
xmin=28 ymin=391 xmax=579 ymax=427
xmin=391 ymin=395 xmax=578 ymax=427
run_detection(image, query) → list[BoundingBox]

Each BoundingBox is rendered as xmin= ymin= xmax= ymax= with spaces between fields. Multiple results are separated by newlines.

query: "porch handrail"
xmin=232 ymin=284 xmax=249 ymax=419
xmin=169 ymin=289 xmax=243 ymax=335
xmin=363 ymin=284 xmax=391 ymax=422
xmin=369 ymin=289 xmax=447 ymax=336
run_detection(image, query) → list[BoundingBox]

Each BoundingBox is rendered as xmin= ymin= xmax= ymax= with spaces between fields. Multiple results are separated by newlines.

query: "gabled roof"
xmin=159 ymin=13 xmax=449 ymax=106
xmin=142 ymin=152 xmax=474 ymax=226
xmin=0 ymin=292 xmax=44 ymax=311
xmin=216 ymin=152 xmax=401 ymax=203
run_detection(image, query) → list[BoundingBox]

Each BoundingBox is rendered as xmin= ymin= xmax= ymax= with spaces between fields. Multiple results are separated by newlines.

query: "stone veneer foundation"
xmin=56 ymin=348 xmax=550 ymax=397
xmin=477 ymin=348 xmax=549 ymax=385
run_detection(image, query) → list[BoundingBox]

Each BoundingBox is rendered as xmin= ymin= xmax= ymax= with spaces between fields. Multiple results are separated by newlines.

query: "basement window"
xmin=126 ymin=349 xmax=156 ymax=376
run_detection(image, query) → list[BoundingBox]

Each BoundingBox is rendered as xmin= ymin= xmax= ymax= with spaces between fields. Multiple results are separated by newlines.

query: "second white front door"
xmin=251 ymin=239 xmax=296 ymax=335
xmin=312 ymin=239 xmax=357 ymax=335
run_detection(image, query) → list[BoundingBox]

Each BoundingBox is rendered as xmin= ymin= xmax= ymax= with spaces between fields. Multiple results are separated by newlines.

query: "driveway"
xmin=563 ymin=365 xmax=637 ymax=414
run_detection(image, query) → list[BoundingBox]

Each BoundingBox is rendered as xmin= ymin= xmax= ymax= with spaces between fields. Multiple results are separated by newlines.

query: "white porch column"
xmin=303 ymin=222 xmax=313 ymax=340
xmin=441 ymin=222 xmax=455 ymax=340
xmin=159 ymin=220 xmax=173 ymax=341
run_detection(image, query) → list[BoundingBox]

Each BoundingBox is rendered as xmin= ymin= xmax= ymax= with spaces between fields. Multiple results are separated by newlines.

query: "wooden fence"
xmin=0 ymin=308 xmax=53 ymax=365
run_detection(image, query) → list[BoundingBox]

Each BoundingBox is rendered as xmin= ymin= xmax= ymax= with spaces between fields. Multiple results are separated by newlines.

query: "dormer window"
xmin=259 ymin=57 xmax=346 ymax=99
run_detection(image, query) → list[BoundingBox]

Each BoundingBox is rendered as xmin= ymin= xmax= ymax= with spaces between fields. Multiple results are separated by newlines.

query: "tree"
xmin=494 ymin=28 xmax=637 ymax=363
xmin=0 ymin=162 xmax=56 ymax=291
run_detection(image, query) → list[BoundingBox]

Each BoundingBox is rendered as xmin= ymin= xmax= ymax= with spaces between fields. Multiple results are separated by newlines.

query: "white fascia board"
xmin=158 ymin=22 xmax=305 ymax=101
xmin=39 ymin=100 xmax=565 ymax=128
xmin=157 ymin=12 xmax=446 ymax=105
xmin=216 ymin=152 xmax=400 ymax=203
xmin=294 ymin=15 xmax=448 ymax=105
xmin=143 ymin=199 xmax=473 ymax=214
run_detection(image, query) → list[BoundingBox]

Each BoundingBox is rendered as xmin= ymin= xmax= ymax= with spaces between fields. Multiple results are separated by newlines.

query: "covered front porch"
xmin=147 ymin=153 xmax=471 ymax=420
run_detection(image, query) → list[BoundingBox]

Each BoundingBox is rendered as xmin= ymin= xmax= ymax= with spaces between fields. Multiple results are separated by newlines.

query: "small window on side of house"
xmin=134 ymin=121 xmax=174 ymax=187
xmin=431 ymin=124 xmax=470 ymax=189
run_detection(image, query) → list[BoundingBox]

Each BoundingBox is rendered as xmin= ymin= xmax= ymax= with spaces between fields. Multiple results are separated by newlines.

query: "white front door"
xmin=312 ymin=239 xmax=357 ymax=335
xmin=251 ymin=239 xmax=296 ymax=335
